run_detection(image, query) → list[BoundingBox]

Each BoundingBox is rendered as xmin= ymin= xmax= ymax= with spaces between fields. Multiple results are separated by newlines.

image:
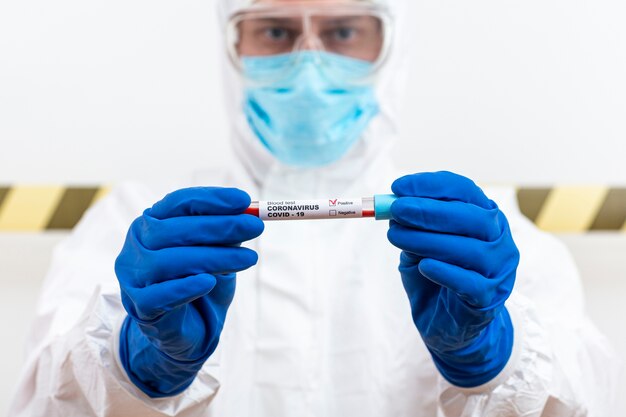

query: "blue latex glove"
xmin=115 ymin=187 xmax=264 ymax=397
xmin=387 ymin=172 xmax=519 ymax=387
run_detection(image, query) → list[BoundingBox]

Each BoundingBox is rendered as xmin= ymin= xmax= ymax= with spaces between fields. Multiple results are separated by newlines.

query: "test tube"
xmin=244 ymin=194 xmax=397 ymax=221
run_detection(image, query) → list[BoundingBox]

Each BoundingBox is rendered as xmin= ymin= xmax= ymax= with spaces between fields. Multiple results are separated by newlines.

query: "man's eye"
xmin=332 ymin=27 xmax=356 ymax=41
xmin=264 ymin=27 xmax=290 ymax=41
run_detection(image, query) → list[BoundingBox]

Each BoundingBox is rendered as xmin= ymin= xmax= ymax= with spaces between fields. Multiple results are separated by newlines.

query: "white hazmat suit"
xmin=9 ymin=0 xmax=620 ymax=415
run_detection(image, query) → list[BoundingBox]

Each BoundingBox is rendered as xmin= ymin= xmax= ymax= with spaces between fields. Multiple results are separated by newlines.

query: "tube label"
xmin=258 ymin=198 xmax=363 ymax=221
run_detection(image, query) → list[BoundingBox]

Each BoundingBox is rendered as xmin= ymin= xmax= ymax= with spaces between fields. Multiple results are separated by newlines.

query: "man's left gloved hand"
xmin=387 ymin=171 xmax=519 ymax=387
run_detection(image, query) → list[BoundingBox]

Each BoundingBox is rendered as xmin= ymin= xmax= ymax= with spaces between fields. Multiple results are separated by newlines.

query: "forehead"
xmin=253 ymin=0 xmax=363 ymax=4
xmin=238 ymin=0 xmax=375 ymax=20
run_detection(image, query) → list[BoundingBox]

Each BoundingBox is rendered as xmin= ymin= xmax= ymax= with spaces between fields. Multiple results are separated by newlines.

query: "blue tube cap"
xmin=374 ymin=194 xmax=398 ymax=220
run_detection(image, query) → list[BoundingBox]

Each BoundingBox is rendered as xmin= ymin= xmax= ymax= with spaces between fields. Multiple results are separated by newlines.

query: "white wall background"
xmin=1 ymin=0 xmax=625 ymax=185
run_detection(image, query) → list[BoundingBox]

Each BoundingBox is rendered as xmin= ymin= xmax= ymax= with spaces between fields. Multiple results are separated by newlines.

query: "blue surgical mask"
xmin=242 ymin=51 xmax=379 ymax=167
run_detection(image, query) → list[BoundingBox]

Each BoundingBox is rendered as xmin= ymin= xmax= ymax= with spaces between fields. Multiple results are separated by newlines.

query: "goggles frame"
xmin=225 ymin=2 xmax=393 ymax=84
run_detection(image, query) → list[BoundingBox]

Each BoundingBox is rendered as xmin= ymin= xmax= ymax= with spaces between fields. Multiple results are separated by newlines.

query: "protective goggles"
xmin=226 ymin=2 xmax=392 ymax=84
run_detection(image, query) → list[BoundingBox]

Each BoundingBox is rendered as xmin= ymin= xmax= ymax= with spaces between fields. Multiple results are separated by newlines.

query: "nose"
xmin=298 ymin=33 xmax=324 ymax=51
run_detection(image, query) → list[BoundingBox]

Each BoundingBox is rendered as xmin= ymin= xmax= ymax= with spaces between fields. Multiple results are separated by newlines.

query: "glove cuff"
xmin=428 ymin=307 xmax=514 ymax=388
xmin=119 ymin=315 xmax=214 ymax=398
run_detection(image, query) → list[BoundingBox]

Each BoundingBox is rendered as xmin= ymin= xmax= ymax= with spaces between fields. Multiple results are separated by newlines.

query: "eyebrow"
xmin=320 ymin=16 xmax=363 ymax=23
xmin=315 ymin=16 xmax=376 ymax=26
xmin=248 ymin=17 xmax=302 ymax=26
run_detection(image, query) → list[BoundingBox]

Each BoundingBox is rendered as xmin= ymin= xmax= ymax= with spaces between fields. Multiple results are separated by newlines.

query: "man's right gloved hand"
xmin=115 ymin=187 xmax=264 ymax=398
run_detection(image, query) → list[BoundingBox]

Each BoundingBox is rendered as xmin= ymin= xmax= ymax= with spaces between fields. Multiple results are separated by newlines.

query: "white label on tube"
xmin=259 ymin=198 xmax=363 ymax=221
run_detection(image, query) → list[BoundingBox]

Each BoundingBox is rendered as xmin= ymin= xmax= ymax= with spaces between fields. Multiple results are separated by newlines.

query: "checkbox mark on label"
xmin=329 ymin=199 xmax=338 ymax=206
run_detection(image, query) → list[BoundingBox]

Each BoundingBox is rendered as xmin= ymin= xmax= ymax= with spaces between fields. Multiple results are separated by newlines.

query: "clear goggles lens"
xmin=226 ymin=4 xmax=391 ymax=83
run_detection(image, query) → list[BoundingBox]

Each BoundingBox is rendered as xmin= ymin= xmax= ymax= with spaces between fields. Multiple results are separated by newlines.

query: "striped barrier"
xmin=0 ymin=186 xmax=110 ymax=232
xmin=0 ymin=185 xmax=624 ymax=233
xmin=517 ymin=187 xmax=626 ymax=233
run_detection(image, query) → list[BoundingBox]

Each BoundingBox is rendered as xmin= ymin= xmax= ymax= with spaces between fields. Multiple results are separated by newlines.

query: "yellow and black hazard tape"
xmin=0 ymin=186 xmax=110 ymax=232
xmin=0 ymin=185 xmax=624 ymax=233
xmin=517 ymin=187 xmax=626 ymax=233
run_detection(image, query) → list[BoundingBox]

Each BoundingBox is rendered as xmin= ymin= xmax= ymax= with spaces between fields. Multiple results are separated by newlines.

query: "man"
xmin=10 ymin=0 xmax=618 ymax=415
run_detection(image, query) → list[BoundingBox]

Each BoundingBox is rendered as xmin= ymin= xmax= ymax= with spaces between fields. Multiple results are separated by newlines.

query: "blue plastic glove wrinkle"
xmin=387 ymin=172 xmax=518 ymax=388
xmin=115 ymin=187 xmax=264 ymax=397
